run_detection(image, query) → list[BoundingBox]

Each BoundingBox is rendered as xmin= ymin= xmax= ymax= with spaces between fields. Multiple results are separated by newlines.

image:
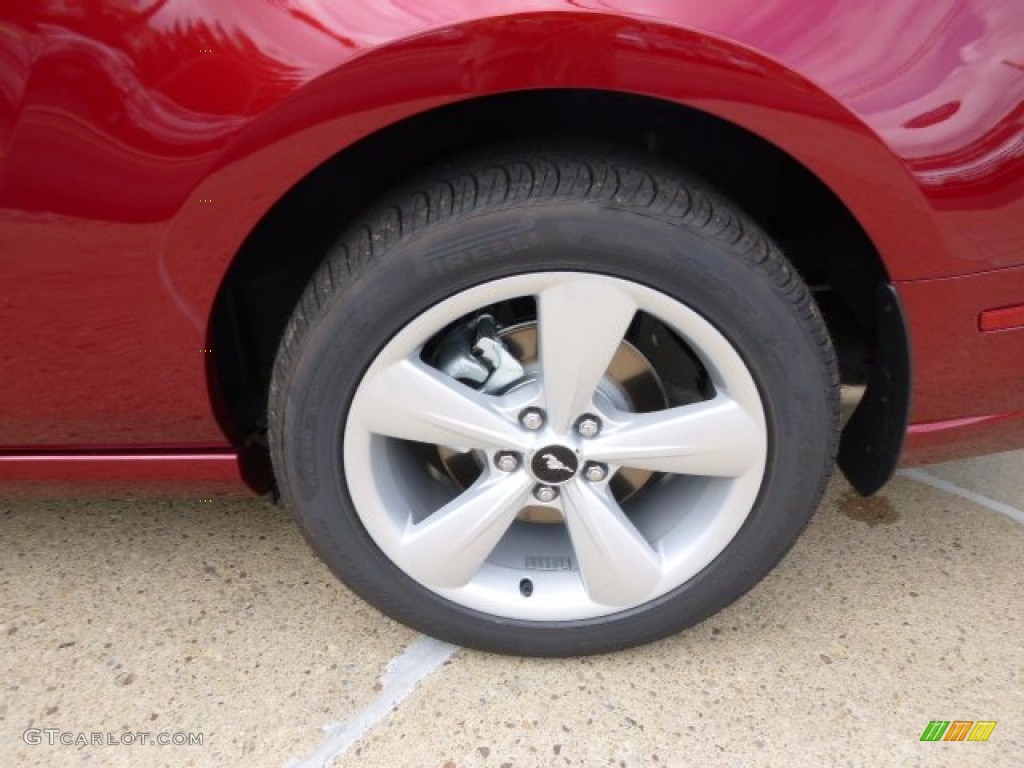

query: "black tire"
xmin=269 ymin=144 xmax=839 ymax=656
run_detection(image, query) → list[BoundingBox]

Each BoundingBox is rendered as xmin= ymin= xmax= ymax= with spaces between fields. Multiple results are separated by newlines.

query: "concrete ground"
xmin=2 ymin=452 xmax=1021 ymax=768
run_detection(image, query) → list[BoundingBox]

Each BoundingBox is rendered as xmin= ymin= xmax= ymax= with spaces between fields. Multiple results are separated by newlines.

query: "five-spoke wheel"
xmin=344 ymin=273 xmax=767 ymax=620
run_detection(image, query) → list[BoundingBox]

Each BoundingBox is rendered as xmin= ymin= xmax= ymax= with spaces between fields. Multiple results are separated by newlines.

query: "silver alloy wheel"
xmin=343 ymin=272 xmax=768 ymax=621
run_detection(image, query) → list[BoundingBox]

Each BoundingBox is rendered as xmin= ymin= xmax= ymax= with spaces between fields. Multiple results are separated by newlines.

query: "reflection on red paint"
xmin=904 ymin=101 xmax=961 ymax=130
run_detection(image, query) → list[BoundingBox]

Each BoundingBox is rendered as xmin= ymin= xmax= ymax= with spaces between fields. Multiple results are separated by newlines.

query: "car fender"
xmin=161 ymin=11 xmax=946 ymax=324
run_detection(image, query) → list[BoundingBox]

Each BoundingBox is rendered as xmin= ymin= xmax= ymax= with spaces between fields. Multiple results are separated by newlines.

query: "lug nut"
xmin=519 ymin=407 xmax=546 ymax=431
xmin=583 ymin=462 xmax=608 ymax=482
xmin=576 ymin=415 xmax=602 ymax=438
xmin=494 ymin=452 xmax=521 ymax=472
xmin=533 ymin=485 xmax=559 ymax=503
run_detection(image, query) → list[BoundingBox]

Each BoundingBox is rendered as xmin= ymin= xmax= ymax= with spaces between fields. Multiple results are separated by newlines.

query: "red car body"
xmin=1 ymin=0 xmax=1022 ymax=495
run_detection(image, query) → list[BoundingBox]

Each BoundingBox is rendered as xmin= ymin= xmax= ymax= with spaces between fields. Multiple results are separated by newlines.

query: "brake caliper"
xmin=435 ymin=314 xmax=525 ymax=393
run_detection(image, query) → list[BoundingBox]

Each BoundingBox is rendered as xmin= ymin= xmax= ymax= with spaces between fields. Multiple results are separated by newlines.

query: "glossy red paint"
xmin=0 ymin=1 xmax=1021 ymax=490
xmin=905 ymin=411 xmax=1024 ymax=466
xmin=0 ymin=452 xmax=255 ymax=497
xmin=902 ymin=266 xmax=1024 ymax=421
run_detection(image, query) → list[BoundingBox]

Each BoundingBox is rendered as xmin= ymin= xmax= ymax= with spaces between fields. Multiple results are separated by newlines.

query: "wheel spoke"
xmin=395 ymin=473 xmax=533 ymax=589
xmin=537 ymin=278 xmax=636 ymax=433
xmin=353 ymin=358 xmax=527 ymax=451
xmin=585 ymin=396 xmax=765 ymax=478
xmin=562 ymin=481 xmax=662 ymax=606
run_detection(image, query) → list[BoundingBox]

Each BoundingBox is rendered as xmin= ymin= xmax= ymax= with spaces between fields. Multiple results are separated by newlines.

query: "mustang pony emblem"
xmin=541 ymin=453 xmax=574 ymax=474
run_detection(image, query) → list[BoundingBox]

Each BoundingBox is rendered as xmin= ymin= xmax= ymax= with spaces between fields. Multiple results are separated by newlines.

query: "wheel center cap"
xmin=530 ymin=445 xmax=580 ymax=485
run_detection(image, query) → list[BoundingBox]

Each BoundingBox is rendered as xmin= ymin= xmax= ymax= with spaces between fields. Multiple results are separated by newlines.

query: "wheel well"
xmin=210 ymin=89 xmax=890 ymax=454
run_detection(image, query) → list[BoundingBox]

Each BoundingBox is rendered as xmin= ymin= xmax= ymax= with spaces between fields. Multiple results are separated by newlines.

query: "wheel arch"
xmin=169 ymin=13 xmax=918 ymax=490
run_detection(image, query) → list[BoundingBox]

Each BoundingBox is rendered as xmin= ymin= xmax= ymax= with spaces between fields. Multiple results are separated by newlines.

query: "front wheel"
xmin=269 ymin=146 xmax=839 ymax=656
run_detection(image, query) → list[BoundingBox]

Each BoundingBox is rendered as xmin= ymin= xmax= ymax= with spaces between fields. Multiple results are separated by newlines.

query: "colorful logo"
xmin=920 ymin=721 xmax=996 ymax=742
